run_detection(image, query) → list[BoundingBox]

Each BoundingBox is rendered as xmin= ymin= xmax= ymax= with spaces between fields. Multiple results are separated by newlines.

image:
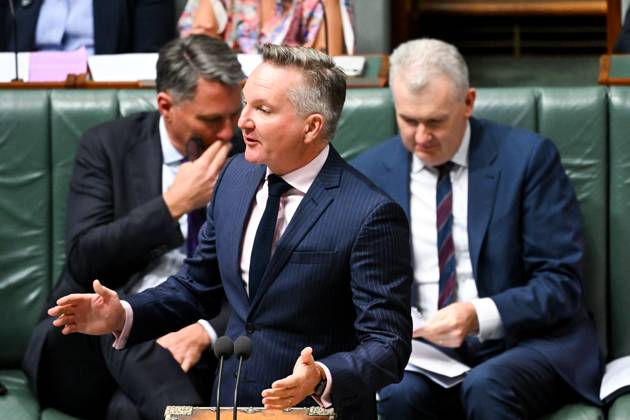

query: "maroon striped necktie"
xmin=436 ymin=162 xmax=457 ymax=309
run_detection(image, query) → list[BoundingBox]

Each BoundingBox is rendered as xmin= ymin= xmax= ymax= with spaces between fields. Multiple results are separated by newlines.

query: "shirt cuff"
xmin=470 ymin=297 xmax=504 ymax=341
xmin=311 ymin=362 xmax=333 ymax=408
xmin=197 ymin=319 xmax=218 ymax=348
xmin=112 ymin=300 xmax=133 ymax=350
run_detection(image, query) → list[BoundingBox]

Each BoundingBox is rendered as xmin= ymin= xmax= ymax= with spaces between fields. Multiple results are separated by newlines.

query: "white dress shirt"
xmin=410 ymin=122 xmax=503 ymax=341
xmin=35 ymin=0 xmax=95 ymax=54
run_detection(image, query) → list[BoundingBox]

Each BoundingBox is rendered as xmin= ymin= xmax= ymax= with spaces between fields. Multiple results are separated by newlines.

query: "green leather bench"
xmin=0 ymin=86 xmax=627 ymax=419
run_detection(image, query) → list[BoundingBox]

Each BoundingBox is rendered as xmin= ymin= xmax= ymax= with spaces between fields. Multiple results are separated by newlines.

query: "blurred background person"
xmin=1 ymin=0 xmax=175 ymax=55
xmin=22 ymin=35 xmax=243 ymax=420
xmin=178 ymin=0 xmax=354 ymax=55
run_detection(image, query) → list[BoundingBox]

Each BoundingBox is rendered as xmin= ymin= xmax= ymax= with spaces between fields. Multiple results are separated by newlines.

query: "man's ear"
xmin=303 ymin=113 xmax=325 ymax=144
xmin=157 ymin=92 xmax=174 ymax=120
xmin=464 ymin=88 xmax=476 ymax=118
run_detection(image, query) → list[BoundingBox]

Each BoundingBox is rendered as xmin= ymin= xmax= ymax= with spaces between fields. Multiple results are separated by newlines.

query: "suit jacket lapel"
xmin=248 ymin=148 xmax=341 ymax=314
xmin=384 ymin=138 xmax=411 ymax=218
xmin=128 ymin=112 xmax=162 ymax=206
xmin=227 ymin=164 xmax=266 ymax=309
xmin=467 ymin=118 xmax=500 ymax=289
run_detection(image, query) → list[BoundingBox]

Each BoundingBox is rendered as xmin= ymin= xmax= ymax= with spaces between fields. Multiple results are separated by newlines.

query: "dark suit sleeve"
xmin=132 ymin=0 xmax=175 ymax=52
xmin=320 ymin=200 xmax=412 ymax=410
xmin=491 ymin=139 xmax=585 ymax=339
xmin=64 ymin=128 xmax=182 ymax=290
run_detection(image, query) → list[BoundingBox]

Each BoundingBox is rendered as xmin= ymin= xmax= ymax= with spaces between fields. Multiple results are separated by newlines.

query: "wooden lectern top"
xmin=164 ymin=406 xmax=335 ymax=420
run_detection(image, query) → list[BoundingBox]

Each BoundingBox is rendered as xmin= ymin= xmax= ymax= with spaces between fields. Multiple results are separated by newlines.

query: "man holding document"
xmin=352 ymin=38 xmax=604 ymax=419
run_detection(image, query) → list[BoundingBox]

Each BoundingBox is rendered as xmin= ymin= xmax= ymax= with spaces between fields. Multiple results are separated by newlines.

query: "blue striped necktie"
xmin=436 ymin=162 xmax=457 ymax=309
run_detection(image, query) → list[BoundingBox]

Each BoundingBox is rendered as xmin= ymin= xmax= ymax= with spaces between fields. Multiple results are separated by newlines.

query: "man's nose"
xmin=217 ymin=118 xmax=235 ymax=141
xmin=415 ymin=124 xmax=430 ymax=142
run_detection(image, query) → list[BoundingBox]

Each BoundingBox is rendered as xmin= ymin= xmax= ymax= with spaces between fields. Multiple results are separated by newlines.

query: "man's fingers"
xmin=93 ymin=279 xmax=116 ymax=300
xmin=196 ymin=139 xmax=223 ymax=165
xmin=48 ymin=303 xmax=74 ymax=317
xmin=207 ymin=142 xmax=232 ymax=176
xmin=271 ymin=376 xmax=297 ymax=390
xmin=181 ymin=357 xmax=192 ymax=373
xmin=52 ymin=314 xmax=76 ymax=327
xmin=300 ymin=346 xmax=314 ymax=364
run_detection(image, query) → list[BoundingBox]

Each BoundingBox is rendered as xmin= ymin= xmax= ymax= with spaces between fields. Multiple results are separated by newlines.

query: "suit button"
xmin=245 ymin=322 xmax=255 ymax=334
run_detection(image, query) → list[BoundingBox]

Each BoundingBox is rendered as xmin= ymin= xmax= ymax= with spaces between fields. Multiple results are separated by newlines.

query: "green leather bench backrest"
xmin=0 ymin=86 xmax=612 ymax=368
xmin=608 ymin=87 xmax=630 ymax=359
xmin=536 ymin=87 xmax=608 ymax=355
xmin=50 ymin=91 xmax=119 ymax=283
xmin=0 ymin=91 xmax=50 ymax=367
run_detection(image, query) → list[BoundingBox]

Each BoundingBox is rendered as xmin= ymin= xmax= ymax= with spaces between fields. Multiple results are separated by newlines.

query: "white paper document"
xmin=0 ymin=52 xmax=30 ymax=82
xmin=406 ymin=308 xmax=471 ymax=388
xmin=600 ymin=355 xmax=630 ymax=402
xmin=88 ymin=53 xmax=158 ymax=82
xmin=333 ymin=55 xmax=366 ymax=77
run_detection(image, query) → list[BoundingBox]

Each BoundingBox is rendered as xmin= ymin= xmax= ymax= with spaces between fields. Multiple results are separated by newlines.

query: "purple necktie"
xmin=187 ymin=208 xmax=206 ymax=257
xmin=437 ymin=162 xmax=457 ymax=309
xmin=179 ymin=155 xmax=206 ymax=258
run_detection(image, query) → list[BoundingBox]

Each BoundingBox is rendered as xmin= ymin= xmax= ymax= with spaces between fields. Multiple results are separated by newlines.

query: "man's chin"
xmin=244 ymin=148 xmax=264 ymax=165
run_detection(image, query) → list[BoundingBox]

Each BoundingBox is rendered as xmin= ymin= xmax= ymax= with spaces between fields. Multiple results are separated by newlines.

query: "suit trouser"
xmin=378 ymin=345 xmax=579 ymax=420
xmin=31 ymin=320 xmax=215 ymax=420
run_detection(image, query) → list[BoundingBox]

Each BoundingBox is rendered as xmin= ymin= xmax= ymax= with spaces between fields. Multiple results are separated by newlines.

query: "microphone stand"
xmin=7 ymin=0 xmax=22 ymax=81
xmin=232 ymin=336 xmax=253 ymax=420
xmin=213 ymin=336 xmax=234 ymax=420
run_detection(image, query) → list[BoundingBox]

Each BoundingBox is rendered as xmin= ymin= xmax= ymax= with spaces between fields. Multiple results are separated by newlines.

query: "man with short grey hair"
xmin=353 ymin=38 xmax=603 ymax=419
xmin=23 ymin=35 xmax=244 ymax=420
xmin=48 ymin=44 xmax=413 ymax=420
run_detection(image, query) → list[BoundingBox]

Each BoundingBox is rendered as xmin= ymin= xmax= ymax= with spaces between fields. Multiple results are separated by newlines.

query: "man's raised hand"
xmin=163 ymin=140 xmax=232 ymax=219
xmin=48 ymin=279 xmax=126 ymax=336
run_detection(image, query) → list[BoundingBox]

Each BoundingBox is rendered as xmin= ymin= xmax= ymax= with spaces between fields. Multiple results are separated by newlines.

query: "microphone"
xmin=213 ymin=336 xmax=234 ymax=420
xmin=6 ymin=0 xmax=21 ymax=82
xmin=232 ymin=335 xmax=253 ymax=420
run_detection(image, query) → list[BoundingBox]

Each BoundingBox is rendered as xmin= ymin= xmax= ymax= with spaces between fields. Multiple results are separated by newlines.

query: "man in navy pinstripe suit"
xmin=48 ymin=44 xmax=413 ymax=420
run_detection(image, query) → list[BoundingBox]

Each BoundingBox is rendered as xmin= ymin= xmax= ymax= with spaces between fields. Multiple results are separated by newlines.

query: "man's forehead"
xmin=245 ymin=63 xmax=302 ymax=95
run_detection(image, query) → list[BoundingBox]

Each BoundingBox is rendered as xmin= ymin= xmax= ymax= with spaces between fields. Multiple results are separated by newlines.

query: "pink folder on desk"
xmin=29 ymin=47 xmax=88 ymax=82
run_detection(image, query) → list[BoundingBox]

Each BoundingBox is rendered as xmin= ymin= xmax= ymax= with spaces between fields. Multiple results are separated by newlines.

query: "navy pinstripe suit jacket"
xmin=126 ymin=147 xmax=413 ymax=419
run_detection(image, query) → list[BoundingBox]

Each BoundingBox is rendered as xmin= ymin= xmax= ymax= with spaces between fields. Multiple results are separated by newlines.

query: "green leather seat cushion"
xmin=0 ymin=370 xmax=40 ymax=420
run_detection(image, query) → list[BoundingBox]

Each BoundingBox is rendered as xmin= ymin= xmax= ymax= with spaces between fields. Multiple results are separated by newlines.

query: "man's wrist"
xmin=162 ymin=190 xmax=185 ymax=220
xmin=312 ymin=364 xmax=327 ymax=396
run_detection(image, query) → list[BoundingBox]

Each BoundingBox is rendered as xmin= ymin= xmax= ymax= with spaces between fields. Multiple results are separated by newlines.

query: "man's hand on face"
xmin=413 ymin=302 xmax=479 ymax=347
xmin=48 ymin=280 xmax=126 ymax=336
xmin=156 ymin=322 xmax=211 ymax=372
xmin=163 ymin=140 xmax=232 ymax=219
xmin=261 ymin=347 xmax=324 ymax=409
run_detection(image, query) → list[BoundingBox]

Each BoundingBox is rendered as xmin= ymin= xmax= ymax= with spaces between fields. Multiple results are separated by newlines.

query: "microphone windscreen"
xmin=233 ymin=336 xmax=253 ymax=360
xmin=214 ymin=335 xmax=234 ymax=359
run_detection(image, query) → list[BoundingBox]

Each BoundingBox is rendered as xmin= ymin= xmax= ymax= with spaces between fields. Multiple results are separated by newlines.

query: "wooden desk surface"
xmin=164 ymin=406 xmax=335 ymax=420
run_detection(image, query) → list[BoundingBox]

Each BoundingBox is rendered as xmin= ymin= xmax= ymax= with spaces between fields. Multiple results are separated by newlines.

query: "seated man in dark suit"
xmin=1 ymin=0 xmax=174 ymax=55
xmin=22 ymin=35 xmax=244 ymax=420
xmin=352 ymin=38 xmax=604 ymax=419
xmin=47 ymin=44 xmax=413 ymax=420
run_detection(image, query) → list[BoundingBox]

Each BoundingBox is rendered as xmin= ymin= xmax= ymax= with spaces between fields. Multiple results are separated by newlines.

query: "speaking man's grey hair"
xmin=156 ymin=35 xmax=245 ymax=103
xmin=389 ymin=38 xmax=469 ymax=99
xmin=261 ymin=44 xmax=346 ymax=140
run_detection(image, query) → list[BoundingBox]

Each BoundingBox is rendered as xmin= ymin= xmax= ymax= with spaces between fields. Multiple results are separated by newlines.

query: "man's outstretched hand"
xmin=48 ymin=279 xmax=126 ymax=336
